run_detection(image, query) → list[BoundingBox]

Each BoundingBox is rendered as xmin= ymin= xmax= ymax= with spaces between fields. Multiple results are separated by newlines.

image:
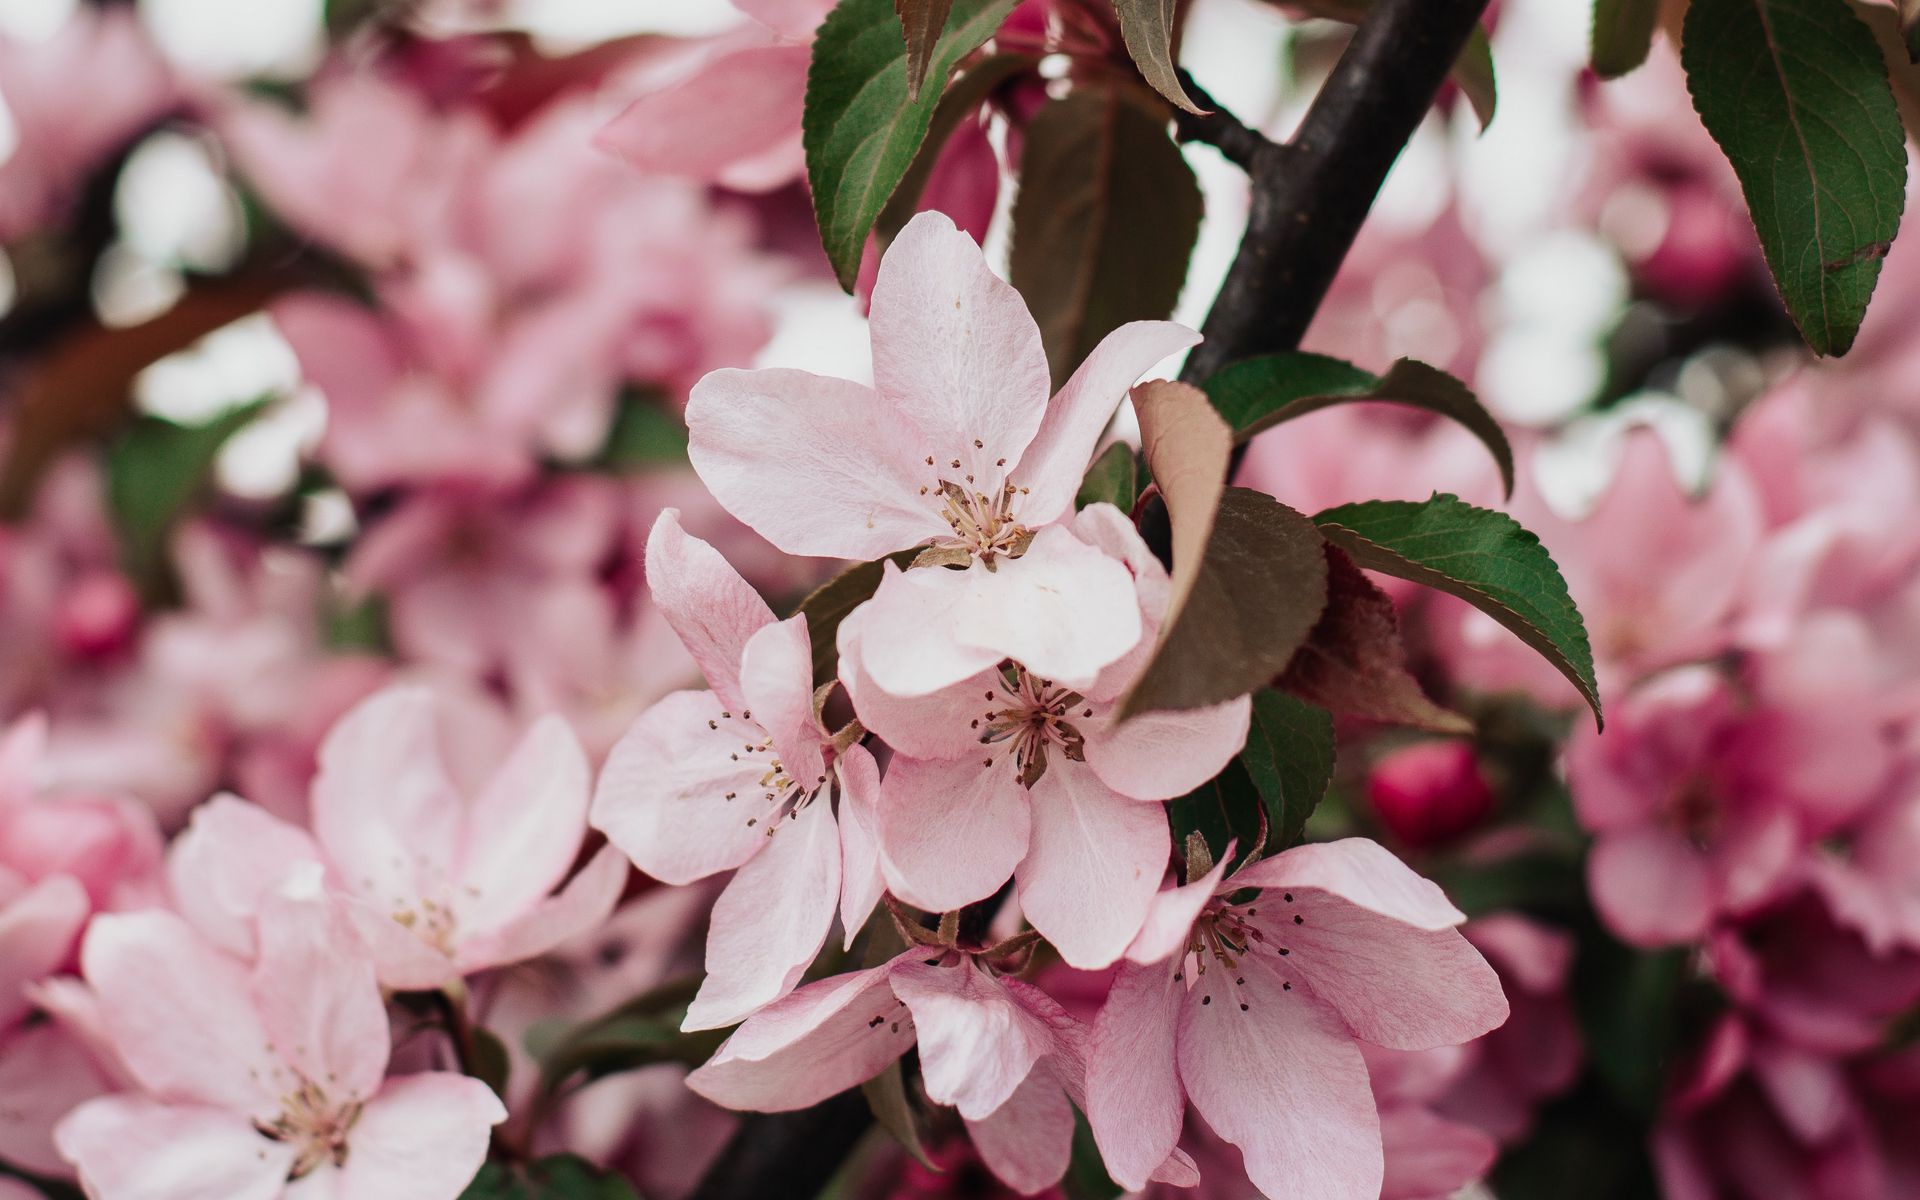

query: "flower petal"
xmin=643 ymin=509 xmax=775 ymax=713
xmin=56 ymin=1097 xmax=295 ymax=1200
xmin=1176 ymin=955 xmax=1383 ymax=1200
xmin=739 ymin=617 xmax=826 ymax=789
xmin=963 ymin=1057 xmax=1076 ymax=1195
xmin=592 ymin=691 xmax=778 ymax=886
xmin=311 ymin=687 xmax=463 ymax=914
xmin=80 ymin=912 xmax=278 ymax=1114
xmin=166 ymin=794 xmax=324 ymax=958
xmin=1083 ymin=695 xmax=1250 ymax=801
xmin=684 ymin=796 xmax=842 ymax=1031
xmin=250 ymin=890 xmax=390 ymax=1103
xmin=1232 ymin=838 xmax=1465 ymax=931
xmin=1587 ymin=826 xmax=1714 ymax=947
xmin=686 ymin=962 xmax=916 ymax=1111
xmin=594 ymin=45 xmax=808 ymax=192
xmin=889 ymin=956 xmax=1053 ymax=1120
xmin=0 ymin=874 xmax=87 ymax=1029
xmin=332 ymin=1073 xmax=505 ymax=1200
xmin=1015 ymin=768 xmax=1167 ymax=969
xmin=1127 ymin=852 xmax=1230 ymax=965
xmin=1017 ymin=321 xmax=1201 ymax=525
xmin=458 ymin=844 xmax=628 ymax=976
xmin=835 ymin=743 xmax=887 ymax=948
xmin=687 ymin=367 xmax=945 ymax=560
xmin=1086 ymin=960 xmax=1185 ymax=1190
xmin=869 ymin=211 xmax=1050 ymax=488
xmin=1273 ymin=889 xmax=1508 ymax=1050
xmin=1378 ymin=1108 xmax=1497 ymax=1200
xmin=878 ymin=755 xmax=1030 ymax=913
xmin=837 ymin=601 xmax=995 ymax=761
xmin=455 ymin=714 xmax=593 ymax=934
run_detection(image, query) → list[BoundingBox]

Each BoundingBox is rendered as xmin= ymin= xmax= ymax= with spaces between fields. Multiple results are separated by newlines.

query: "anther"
xmin=1283 ymin=982 xmax=1292 ymax=991
xmin=1201 ymin=995 xmax=1211 ymax=1006
xmin=1294 ymin=915 xmax=1304 ymax=925
xmin=973 ymin=439 xmax=983 ymax=448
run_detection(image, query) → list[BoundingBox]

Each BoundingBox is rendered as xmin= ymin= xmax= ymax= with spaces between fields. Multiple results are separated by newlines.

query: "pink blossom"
xmin=687 ymin=944 xmax=1093 ymax=1196
xmin=591 ymin=511 xmax=885 ymax=1030
xmin=688 ymin=211 xmax=1197 ymax=695
xmin=1084 ymin=838 xmax=1507 ymax=1199
xmin=1366 ymin=740 xmax=1497 ymax=850
xmin=1437 ymin=914 xmax=1582 ymax=1142
xmin=842 ymin=502 xmax=1249 ymax=968
xmin=55 ymin=888 xmax=505 ymax=1199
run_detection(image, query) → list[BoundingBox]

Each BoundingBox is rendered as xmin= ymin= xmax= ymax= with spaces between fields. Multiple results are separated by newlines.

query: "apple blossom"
xmin=591 ymin=510 xmax=886 ymax=1030
xmin=1085 ymin=838 xmax=1507 ymax=1199
xmin=55 ymin=887 xmax=505 ymax=1200
xmin=841 ymin=502 xmax=1249 ymax=967
xmin=687 ymin=210 xmax=1199 ymax=696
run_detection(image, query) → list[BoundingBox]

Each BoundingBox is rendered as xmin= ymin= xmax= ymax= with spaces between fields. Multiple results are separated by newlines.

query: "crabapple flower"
xmin=687 ymin=944 xmax=1108 ymax=1195
xmin=591 ymin=511 xmax=885 ymax=1030
xmin=841 ymin=503 xmax=1249 ymax=968
xmin=300 ymin=686 xmax=628 ymax=989
xmin=687 ymin=211 xmax=1200 ymax=696
xmin=54 ymin=887 xmax=505 ymax=1200
xmin=1085 ymin=838 xmax=1507 ymax=1199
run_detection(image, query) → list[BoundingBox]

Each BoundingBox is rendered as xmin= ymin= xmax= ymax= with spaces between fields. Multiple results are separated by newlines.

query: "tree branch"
xmin=1170 ymin=68 xmax=1276 ymax=173
xmin=1180 ymin=0 xmax=1494 ymax=384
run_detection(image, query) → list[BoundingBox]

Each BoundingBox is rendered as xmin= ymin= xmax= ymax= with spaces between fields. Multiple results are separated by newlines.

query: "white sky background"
xmin=0 ymin=0 xmax=1716 ymax=514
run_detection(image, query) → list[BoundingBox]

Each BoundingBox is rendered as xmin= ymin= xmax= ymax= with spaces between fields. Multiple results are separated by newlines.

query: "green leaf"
xmin=1202 ymin=352 xmax=1514 ymax=497
xmin=1238 ymin=690 xmax=1338 ymax=852
xmin=1314 ymin=495 xmax=1602 ymax=728
xmin=1277 ymin=545 xmax=1473 ymax=733
xmin=1010 ymin=86 xmax=1204 ymax=389
xmin=1591 ymin=0 xmax=1662 ymax=77
xmin=791 ymin=549 xmax=919 ymax=685
xmin=595 ymin=392 xmax=687 ymax=470
xmin=1170 ymin=758 xmax=1262 ymax=871
xmin=860 ymin=1060 xmax=937 ymax=1168
xmin=1682 ymin=0 xmax=1907 ymax=356
xmin=1110 ymin=0 xmax=1203 ymax=112
xmin=805 ymin=0 xmax=1019 ymax=289
xmin=461 ymin=1155 xmax=641 ymax=1200
xmin=875 ymin=52 xmax=1036 ymax=247
xmin=106 ymin=399 xmax=271 ymax=598
xmin=323 ymin=593 xmax=390 ymax=654
xmin=468 ymin=1026 xmax=513 ymax=1099
xmin=896 ymin=0 xmax=957 ymax=98
xmin=1574 ymin=941 xmax=1689 ymax=1114
xmin=1075 ymin=441 xmax=1139 ymax=512
xmin=1064 ymin=1109 xmax=1124 ymax=1200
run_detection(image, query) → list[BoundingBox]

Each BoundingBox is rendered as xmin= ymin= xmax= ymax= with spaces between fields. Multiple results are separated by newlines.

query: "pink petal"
xmin=1084 ymin=695 xmax=1250 ymax=801
xmin=870 ymin=212 xmax=1050 ymax=490
xmin=591 ymin=690 xmax=780 ymax=886
xmin=1015 ymin=767 xmax=1168 ymax=969
xmin=311 ymin=687 xmax=463 ymax=914
xmin=454 ymin=715 xmax=593 ymax=934
xmin=1233 ymin=838 xmax=1466 ymax=931
xmin=0 ymin=1022 xmax=112 ymax=1177
xmin=835 ymin=743 xmax=887 ymax=948
xmin=332 ymin=1073 xmax=506 ymax=1200
xmin=0 ymin=874 xmax=87 ymax=1029
xmin=687 ymin=367 xmax=947 ymax=560
xmin=686 ymin=963 xmax=916 ymax=1111
xmin=80 ymin=912 xmax=278 ymax=1114
xmin=643 ymin=509 xmax=775 ymax=714
xmin=166 ymin=794 xmax=324 ymax=958
xmin=1086 ymin=960 xmax=1185 ymax=1190
xmin=1127 ymin=853 xmax=1231 ymax=965
xmin=1017 ymin=321 xmax=1201 ymax=525
xmin=1587 ymin=826 xmax=1713 ymax=947
xmin=835 ymin=562 xmax=1005 ymax=699
xmin=684 ymin=796 xmax=842 ymax=1031
xmin=345 ymin=894 xmax=462 ymax=992
xmin=889 ymin=956 xmax=1053 ymax=1119
xmin=739 ymin=617 xmax=826 ymax=789
xmin=878 ymin=755 xmax=1031 ymax=913
xmin=1269 ymin=887 xmax=1508 ymax=1050
xmin=595 ymin=45 xmax=808 ymax=192
xmin=1378 ymin=1108 xmax=1497 ymax=1200
xmin=249 ymin=890 xmax=390 ymax=1104
xmin=1750 ymin=1037 xmax=1851 ymax=1144
xmin=56 ymin=1097 xmax=296 ymax=1200
xmin=854 ymin=528 xmax=1143 ymax=698
xmin=1176 ymin=956 xmax=1383 ymax=1200
xmin=734 ymin=0 xmax=835 ymax=37
xmin=837 ymin=603 xmax=994 ymax=761
xmin=963 ymin=1056 xmax=1076 ymax=1195
xmin=458 ymin=843 xmax=628 ymax=975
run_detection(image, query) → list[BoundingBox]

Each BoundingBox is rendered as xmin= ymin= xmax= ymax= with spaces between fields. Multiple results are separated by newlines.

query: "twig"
xmin=1180 ymin=0 xmax=1494 ymax=385
xmin=1170 ymin=68 xmax=1276 ymax=174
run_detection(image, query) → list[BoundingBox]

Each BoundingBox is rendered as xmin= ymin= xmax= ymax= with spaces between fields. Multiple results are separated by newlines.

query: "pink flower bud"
xmin=1367 ymin=741 xmax=1495 ymax=848
xmin=54 ymin=571 xmax=139 ymax=662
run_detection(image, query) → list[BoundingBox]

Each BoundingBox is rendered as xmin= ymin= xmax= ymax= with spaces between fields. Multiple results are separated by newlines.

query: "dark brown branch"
xmin=1170 ymin=68 xmax=1276 ymax=174
xmin=1180 ymin=0 xmax=1494 ymax=384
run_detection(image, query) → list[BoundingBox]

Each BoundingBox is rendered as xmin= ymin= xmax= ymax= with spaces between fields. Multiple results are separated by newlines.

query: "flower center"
xmin=1177 ymin=894 xmax=1304 ymax=1015
xmin=391 ymin=897 xmax=459 ymax=956
xmin=975 ymin=668 xmax=1089 ymax=788
xmin=918 ymin=451 xmax=1033 ymax=566
xmin=704 ymin=709 xmax=830 ymax=836
xmin=257 ymin=1078 xmax=361 ymax=1179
